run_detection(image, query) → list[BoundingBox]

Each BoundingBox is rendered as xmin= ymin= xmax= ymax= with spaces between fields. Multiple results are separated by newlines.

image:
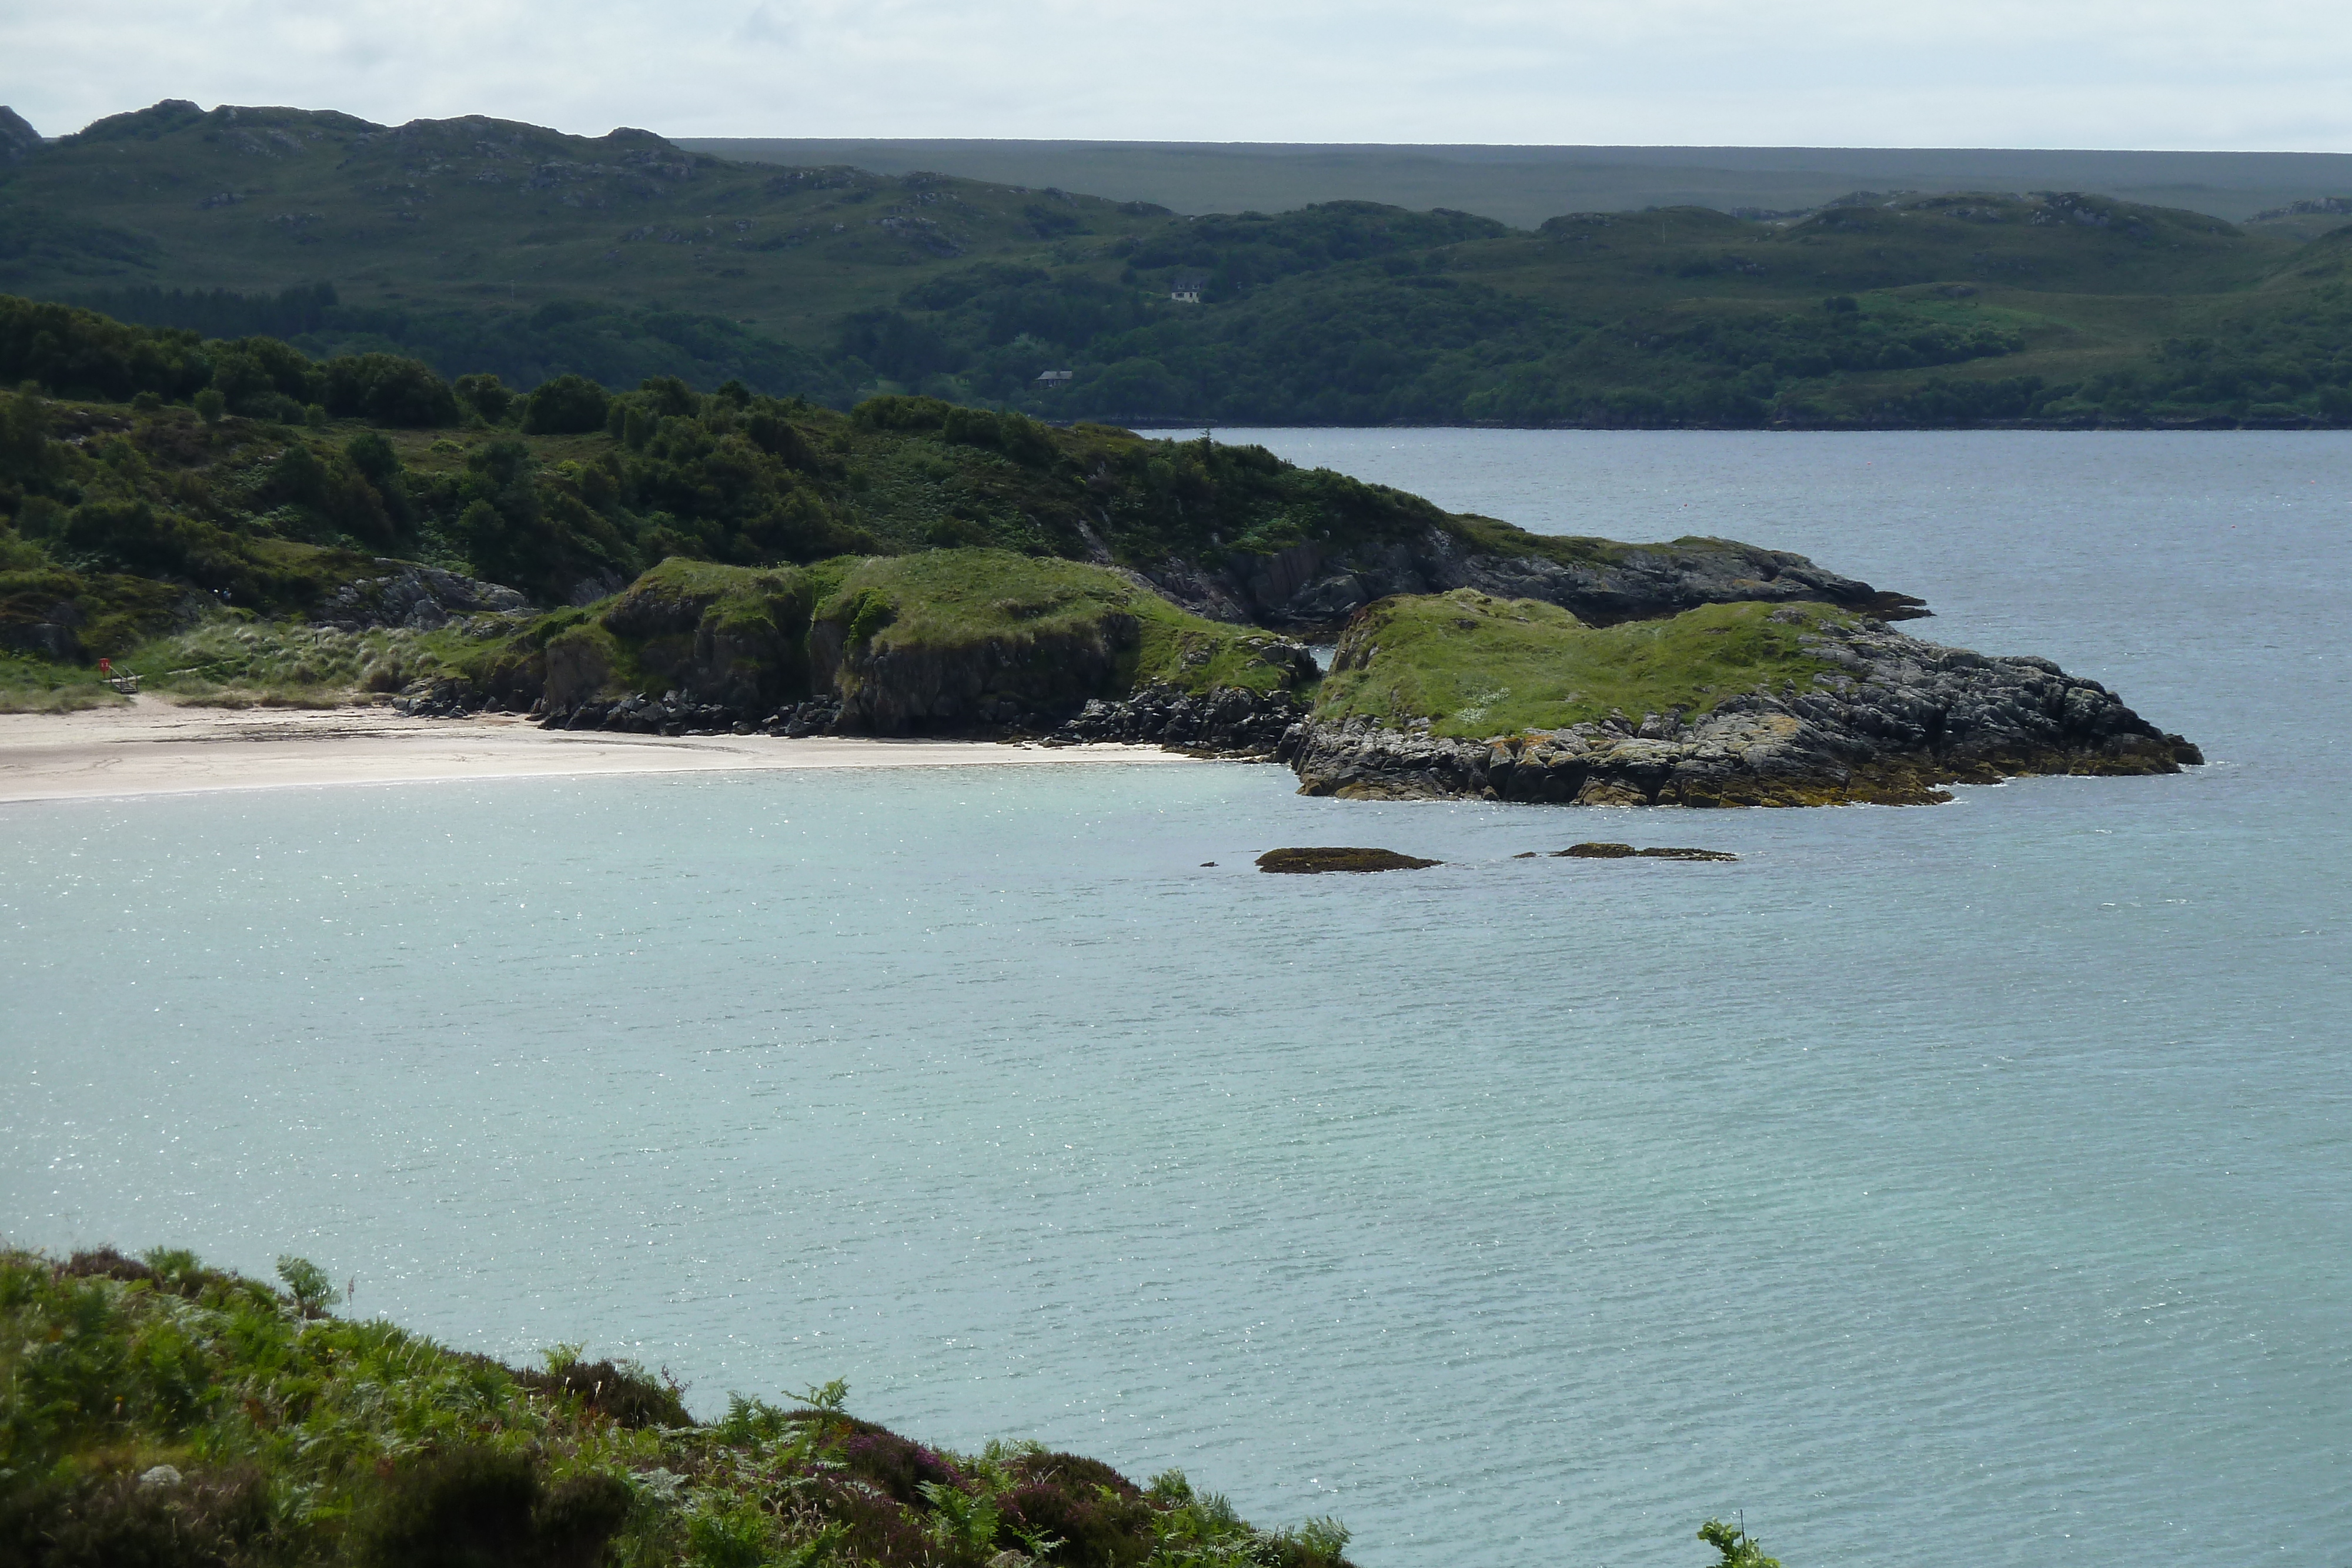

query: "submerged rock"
xmin=1555 ymin=842 xmax=1738 ymax=861
xmin=1256 ymin=847 xmax=1441 ymax=874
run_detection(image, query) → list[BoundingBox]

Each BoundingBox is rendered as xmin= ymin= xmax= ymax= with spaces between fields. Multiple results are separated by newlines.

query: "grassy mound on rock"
xmin=0 ymin=1244 xmax=1353 ymax=1568
xmin=1313 ymin=590 xmax=1845 ymax=738
xmin=510 ymin=549 xmax=1315 ymax=729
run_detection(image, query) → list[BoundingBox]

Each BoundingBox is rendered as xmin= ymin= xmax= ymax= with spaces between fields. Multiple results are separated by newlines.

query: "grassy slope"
xmin=0 ymin=1245 xmax=1351 ymax=1568
xmin=518 ymin=550 xmax=1311 ymax=716
xmin=818 ymin=551 xmax=1307 ymax=695
xmin=1312 ymin=591 xmax=1847 ymax=738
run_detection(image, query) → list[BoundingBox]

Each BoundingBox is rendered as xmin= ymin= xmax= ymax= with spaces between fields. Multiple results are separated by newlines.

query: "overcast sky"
xmin=7 ymin=0 xmax=2351 ymax=149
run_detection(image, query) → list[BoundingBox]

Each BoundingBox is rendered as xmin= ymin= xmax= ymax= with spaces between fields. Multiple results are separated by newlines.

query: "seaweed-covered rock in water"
xmin=1256 ymin=847 xmax=1440 ymax=874
xmin=1554 ymin=843 xmax=1738 ymax=861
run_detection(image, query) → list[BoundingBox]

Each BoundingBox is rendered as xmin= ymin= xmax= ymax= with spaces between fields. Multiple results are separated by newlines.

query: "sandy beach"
xmin=0 ymin=698 xmax=1197 ymax=805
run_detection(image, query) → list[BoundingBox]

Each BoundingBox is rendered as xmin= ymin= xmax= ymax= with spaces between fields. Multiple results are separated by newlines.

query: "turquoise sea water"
xmin=5 ymin=432 xmax=2349 ymax=1566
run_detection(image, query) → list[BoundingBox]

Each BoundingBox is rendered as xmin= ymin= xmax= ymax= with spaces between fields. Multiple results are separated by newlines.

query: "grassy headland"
xmin=9 ymin=303 xmax=1879 ymax=718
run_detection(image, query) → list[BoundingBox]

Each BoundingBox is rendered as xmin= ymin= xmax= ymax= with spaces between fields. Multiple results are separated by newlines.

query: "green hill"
xmin=6 ymin=100 xmax=2352 ymax=427
xmin=0 ymin=296 xmax=1923 ymax=712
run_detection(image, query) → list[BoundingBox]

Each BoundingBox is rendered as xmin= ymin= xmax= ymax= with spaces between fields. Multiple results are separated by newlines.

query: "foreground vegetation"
xmin=0 ymin=1245 xmax=1357 ymax=1568
xmin=6 ymin=99 xmax=2352 ymax=426
xmin=0 ymin=1245 xmax=1790 ymax=1567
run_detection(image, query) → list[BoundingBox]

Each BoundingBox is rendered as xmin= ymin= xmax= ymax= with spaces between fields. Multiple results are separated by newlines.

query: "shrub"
xmin=512 ymin=1357 xmax=690 ymax=1429
xmin=520 ymin=374 xmax=611 ymax=434
xmin=359 ymin=1446 xmax=540 ymax=1568
xmin=322 ymin=353 xmax=460 ymax=427
xmin=0 ymin=1465 xmax=272 ymax=1568
xmin=453 ymin=372 xmax=514 ymax=423
xmin=274 ymin=1254 xmax=338 ymax=1318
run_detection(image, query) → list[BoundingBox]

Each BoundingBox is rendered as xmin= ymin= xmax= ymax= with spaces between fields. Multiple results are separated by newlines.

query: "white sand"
xmin=0 ymin=698 xmax=1194 ymax=805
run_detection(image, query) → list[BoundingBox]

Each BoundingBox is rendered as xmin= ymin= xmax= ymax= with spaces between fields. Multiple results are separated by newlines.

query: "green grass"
xmin=539 ymin=550 xmax=1314 ymax=712
xmin=1313 ymin=591 xmax=1847 ymax=738
xmin=0 ymin=1243 xmax=1354 ymax=1568
xmin=121 ymin=616 xmax=492 ymax=707
xmin=817 ymin=549 xmax=1306 ymax=695
xmin=0 ymin=652 xmax=128 ymax=712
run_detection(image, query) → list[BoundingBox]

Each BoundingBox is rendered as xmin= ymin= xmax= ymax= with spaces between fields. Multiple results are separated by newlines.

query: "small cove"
xmin=6 ymin=430 xmax=2348 ymax=1567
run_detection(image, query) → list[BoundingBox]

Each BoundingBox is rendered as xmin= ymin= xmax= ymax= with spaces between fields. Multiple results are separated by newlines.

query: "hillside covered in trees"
xmin=6 ymin=98 xmax=2352 ymax=430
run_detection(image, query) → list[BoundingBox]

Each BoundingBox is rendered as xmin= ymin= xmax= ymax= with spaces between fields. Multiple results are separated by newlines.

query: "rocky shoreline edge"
xmin=392 ymin=616 xmax=2203 ymax=810
xmin=373 ymin=563 xmax=2200 ymax=810
xmin=1282 ymin=612 xmax=2203 ymax=807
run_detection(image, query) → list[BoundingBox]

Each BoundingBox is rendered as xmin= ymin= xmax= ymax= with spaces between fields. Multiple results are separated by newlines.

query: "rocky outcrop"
xmin=1283 ymin=614 xmax=2203 ymax=807
xmin=820 ymin=611 xmax=1138 ymax=735
xmin=1257 ymin=848 xmax=1440 ymax=874
xmin=1138 ymin=527 xmax=1927 ymax=634
xmin=315 ymin=563 xmax=528 ymax=631
xmin=1555 ymin=843 xmax=1738 ymax=861
xmin=1052 ymin=683 xmax=1308 ymax=755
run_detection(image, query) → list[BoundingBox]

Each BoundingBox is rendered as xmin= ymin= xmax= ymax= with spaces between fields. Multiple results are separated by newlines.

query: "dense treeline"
xmin=64 ymin=287 xmax=853 ymax=409
xmin=1 ymin=295 xmax=460 ymax=423
xmin=0 ymin=297 xmax=1460 ymax=664
xmin=67 ymin=281 xmax=341 ymax=342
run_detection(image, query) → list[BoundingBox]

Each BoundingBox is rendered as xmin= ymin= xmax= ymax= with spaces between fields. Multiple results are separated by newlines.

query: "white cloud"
xmin=3 ymin=0 xmax=2350 ymax=149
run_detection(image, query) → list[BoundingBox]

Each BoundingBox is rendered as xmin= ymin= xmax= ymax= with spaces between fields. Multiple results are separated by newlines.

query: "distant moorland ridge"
xmin=677 ymin=138 xmax=2352 ymax=229
xmin=6 ymin=100 xmax=2352 ymax=428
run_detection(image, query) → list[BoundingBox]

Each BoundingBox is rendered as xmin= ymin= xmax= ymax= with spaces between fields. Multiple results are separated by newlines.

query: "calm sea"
xmin=6 ymin=432 xmax=2348 ymax=1567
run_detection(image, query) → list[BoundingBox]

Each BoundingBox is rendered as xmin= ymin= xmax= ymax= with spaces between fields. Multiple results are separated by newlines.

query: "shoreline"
xmin=0 ymin=698 xmax=1200 ymax=806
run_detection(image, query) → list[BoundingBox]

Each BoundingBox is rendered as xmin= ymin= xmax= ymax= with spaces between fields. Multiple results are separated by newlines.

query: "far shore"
xmin=0 ymin=698 xmax=1198 ymax=805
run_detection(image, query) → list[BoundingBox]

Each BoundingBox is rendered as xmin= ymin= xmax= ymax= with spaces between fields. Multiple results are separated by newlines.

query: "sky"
xmin=6 ymin=0 xmax=2351 ymax=149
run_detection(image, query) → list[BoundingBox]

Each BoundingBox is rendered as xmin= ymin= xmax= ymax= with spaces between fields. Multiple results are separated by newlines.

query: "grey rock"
xmin=315 ymin=563 xmax=529 ymax=633
xmin=1053 ymin=683 xmax=1309 ymax=757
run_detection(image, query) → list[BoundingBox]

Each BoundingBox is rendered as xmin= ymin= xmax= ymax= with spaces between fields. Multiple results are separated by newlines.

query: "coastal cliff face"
xmin=1283 ymin=595 xmax=2200 ymax=806
xmin=1134 ymin=526 xmax=1929 ymax=633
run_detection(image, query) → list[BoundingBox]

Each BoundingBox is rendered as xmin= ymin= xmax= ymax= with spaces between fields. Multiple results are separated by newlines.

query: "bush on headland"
xmin=0 ymin=1243 xmax=1358 ymax=1568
